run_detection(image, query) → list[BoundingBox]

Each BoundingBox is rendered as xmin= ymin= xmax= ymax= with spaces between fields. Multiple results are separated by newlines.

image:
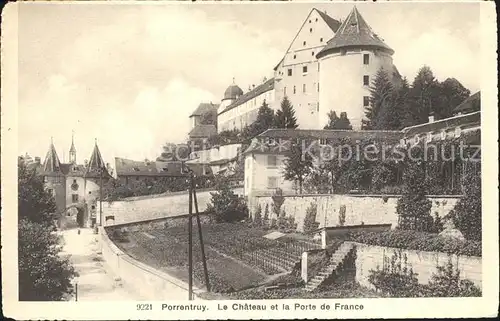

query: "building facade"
xmin=39 ymin=136 xmax=111 ymax=229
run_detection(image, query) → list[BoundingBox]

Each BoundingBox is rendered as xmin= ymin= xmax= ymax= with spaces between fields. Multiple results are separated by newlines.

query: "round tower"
xmin=316 ymin=6 xmax=396 ymax=130
xmin=217 ymin=78 xmax=244 ymax=131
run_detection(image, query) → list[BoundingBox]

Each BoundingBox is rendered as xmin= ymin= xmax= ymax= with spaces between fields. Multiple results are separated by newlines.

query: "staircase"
xmin=305 ymin=242 xmax=356 ymax=292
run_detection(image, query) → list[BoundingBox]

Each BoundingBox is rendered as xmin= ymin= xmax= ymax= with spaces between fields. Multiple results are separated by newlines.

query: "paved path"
xmin=60 ymin=228 xmax=142 ymax=301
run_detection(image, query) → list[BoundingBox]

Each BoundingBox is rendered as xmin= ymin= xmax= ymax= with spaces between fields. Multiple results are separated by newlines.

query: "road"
xmin=60 ymin=228 xmax=142 ymax=301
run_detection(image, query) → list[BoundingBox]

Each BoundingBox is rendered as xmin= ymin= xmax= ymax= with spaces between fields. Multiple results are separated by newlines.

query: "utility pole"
xmin=188 ymin=172 xmax=193 ymax=301
xmin=192 ymin=173 xmax=210 ymax=292
xmin=99 ymin=167 xmax=103 ymax=227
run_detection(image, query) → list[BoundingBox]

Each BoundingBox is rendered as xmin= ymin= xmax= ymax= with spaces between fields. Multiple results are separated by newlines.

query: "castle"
xmin=25 ymin=134 xmax=112 ymax=228
xmin=212 ymin=7 xmax=400 ymax=133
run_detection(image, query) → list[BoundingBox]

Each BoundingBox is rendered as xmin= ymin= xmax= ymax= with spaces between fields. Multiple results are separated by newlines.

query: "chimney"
xmin=252 ymin=84 xmax=255 ymax=89
xmin=428 ymin=112 xmax=435 ymax=123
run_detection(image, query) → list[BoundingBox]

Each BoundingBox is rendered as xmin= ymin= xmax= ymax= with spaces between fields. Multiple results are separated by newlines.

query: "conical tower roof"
xmin=69 ymin=131 xmax=76 ymax=153
xmin=85 ymin=139 xmax=109 ymax=178
xmin=316 ymin=6 xmax=394 ymax=59
xmin=42 ymin=138 xmax=62 ymax=174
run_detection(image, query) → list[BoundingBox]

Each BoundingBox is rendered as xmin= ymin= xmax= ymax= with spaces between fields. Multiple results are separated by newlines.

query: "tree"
xmin=363 ymin=68 xmax=394 ymax=130
xmin=18 ymin=162 xmax=77 ymax=301
xmin=18 ymin=163 xmax=58 ymax=226
xmin=274 ymin=96 xmax=298 ymax=129
xmin=435 ymin=78 xmax=470 ymax=120
xmin=395 ymin=77 xmax=414 ymax=129
xmin=206 ymin=176 xmax=248 ymax=223
xmin=450 ymin=170 xmax=481 ymax=241
xmin=396 ymin=158 xmax=433 ymax=232
xmin=408 ymin=66 xmax=441 ymax=125
xmin=324 ymin=111 xmax=353 ymax=130
xmin=242 ymin=100 xmax=275 ymax=140
xmin=282 ymin=140 xmax=313 ymax=194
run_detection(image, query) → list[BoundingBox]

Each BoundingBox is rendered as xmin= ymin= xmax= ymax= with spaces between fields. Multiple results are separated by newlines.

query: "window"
xmin=73 ymin=179 xmax=77 ymax=184
xmin=309 ymin=28 xmax=312 ymax=33
xmin=303 ymin=41 xmax=306 ymax=46
xmin=267 ymin=155 xmax=277 ymax=167
xmin=363 ymin=96 xmax=370 ymax=107
xmin=293 ymin=86 xmax=296 ymax=94
xmin=293 ymin=54 xmax=296 ymax=59
xmin=317 ymin=83 xmax=320 ymax=92
xmin=363 ymin=54 xmax=370 ymax=65
xmin=363 ymin=75 xmax=369 ymax=86
xmin=309 ymin=19 xmax=311 ymax=23
xmin=320 ymin=37 xmax=323 ymax=42
xmin=303 ymin=84 xmax=306 ymax=93
xmin=72 ymin=194 xmax=79 ymax=203
xmin=319 ymin=138 xmax=328 ymax=145
xmin=303 ymin=66 xmax=308 ymax=73
xmin=287 ymin=69 xmax=292 ymax=76
xmin=315 ymin=18 xmax=318 ymax=22
xmin=312 ymin=51 xmax=315 ymax=56
xmin=89 ymin=191 xmax=92 ymax=195
xmin=267 ymin=177 xmax=278 ymax=189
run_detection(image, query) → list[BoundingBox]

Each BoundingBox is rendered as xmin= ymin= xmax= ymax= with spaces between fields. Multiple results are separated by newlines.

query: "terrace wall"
xmin=103 ymin=187 xmax=243 ymax=225
xmin=353 ymin=242 xmax=482 ymax=290
xmin=100 ymin=227 xmax=203 ymax=299
xmin=251 ymin=194 xmax=459 ymax=232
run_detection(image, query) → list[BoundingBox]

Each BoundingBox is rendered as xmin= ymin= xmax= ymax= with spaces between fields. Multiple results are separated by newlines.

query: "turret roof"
xmin=317 ymin=6 xmax=394 ymax=58
xmin=85 ymin=140 xmax=109 ymax=178
xmin=42 ymin=139 xmax=62 ymax=174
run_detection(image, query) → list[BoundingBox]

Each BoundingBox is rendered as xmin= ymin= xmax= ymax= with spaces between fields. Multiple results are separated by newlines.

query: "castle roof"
xmin=316 ymin=6 xmax=394 ymax=59
xmin=223 ymin=84 xmax=244 ymax=101
xmin=114 ymin=157 xmax=184 ymax=177
xmin=190 ymin=103 xmax=219 ymax=118
xmin=219 ymin=77 xmax=275 ymax=115
xmin=85 ymin=140 xmax=110 ymax=178
xmin=42 ymin=140 xmax=62 ymax=174
xmin=188 ymin=124 xmax=217 ymax=139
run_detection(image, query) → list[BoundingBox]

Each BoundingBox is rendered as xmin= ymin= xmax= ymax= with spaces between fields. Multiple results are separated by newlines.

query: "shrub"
xmin=270 ymin=218 xmax=277 ymax=229
xmin=303 ymin=202 xmax=320 ymax=233
xmin=347 ymin=230 xmax=481 ymax=257
xmin=450 ymin=172 xmax=481 ymax=241
xmin=253 ymin=204 xmax=263 ymax=227
xmin=271 ymin=188 xmax=285 ymax=218
xmin=277 ymin=208 xmax=287 ymax=231
xmin=206 ymin=177 xmax=248 ymax=223
xmin=426 ymin=259 xmax=481 ymax=297
xmin=263 ymin=203 xmax=270 ymax=228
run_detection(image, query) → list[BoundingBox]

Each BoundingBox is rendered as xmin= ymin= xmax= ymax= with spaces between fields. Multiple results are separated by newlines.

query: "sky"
xmin=17 ymin=1 xmax=481 ymax=164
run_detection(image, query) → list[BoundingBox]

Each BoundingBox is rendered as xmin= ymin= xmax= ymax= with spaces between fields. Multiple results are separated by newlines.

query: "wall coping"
xmin=351 ymin=241 xmax=481 ymax=260
xmin=109 ymin=186 xmax=244 ymax=203
xmin=100 ymin=227 xmax=204 ymax=296
xmin=108 ymin=212 xmax=211 ymax=228
xmin=253 ymin=193 xmax=463 ymax=199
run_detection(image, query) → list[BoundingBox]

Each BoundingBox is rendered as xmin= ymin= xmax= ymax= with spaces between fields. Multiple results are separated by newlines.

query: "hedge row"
xmin=346 ymin=230 xmax=481 ymax=257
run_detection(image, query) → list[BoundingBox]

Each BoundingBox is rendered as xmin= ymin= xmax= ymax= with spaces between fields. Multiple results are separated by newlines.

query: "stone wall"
xmin=252 ymin=194 xmax=459 ymax=232
xmin=103 ymin=188 xmax=243 ymax=225
xmin=100 ymin=227 xmax=203 ymax=299
xmin=353 ymin=242 xmax=482 ymax=290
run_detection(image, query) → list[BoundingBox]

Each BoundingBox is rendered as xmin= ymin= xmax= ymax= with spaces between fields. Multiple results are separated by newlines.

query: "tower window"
xmin=303 ymin=84 xmax=306 ymax=93
xmin=363 ymin=96 xmax=370 ymax=107
xmin=293 ymin=54 xmax=296 ymax=59
xmin=315 ymin=18 xmax=318 ymax=22
xmin=303 ymin=41 xmax=306 ymax=46
xmin=293 ymin=86 xmax=296 ymax=94
xmin=287 ymin=69 xmax=292 ymax=76
xmin=312 ymin=51 xmax=315 ymax=56
xmin=363 ymin=54 xmax=370 ymax=65
xmin=309 ymin=20 xmax=311 ymax=23
xmin=303 ymin=66 xmax=308 ymax=73
xmin=310 ymin=28 xmax=312 ymax=33
xmin=363 ymin=75 xmax=370 ymax=86
xmin=72 ymin=194 xmax=79 ymax=203
xmin=320 ymin=38 xmax=323 ymax=42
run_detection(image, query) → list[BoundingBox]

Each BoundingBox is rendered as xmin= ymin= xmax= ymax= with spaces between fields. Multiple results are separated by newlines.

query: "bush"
xmin=303 ymin=202 xmax=320 ymax=233
xmin=451 ymin=171 xmax=481 ymax=241
xmin=426 ymin=259 xmax=481 ymax=297
xmin=271 ymin=188 xmax=285 ymax=218
xmin=347 ymin=230 xmax=481 ymax=257
xmin=206 ymin=177 xmax=248 ymax=223
xmin=253 ymin=204 xmax=263 ymax=227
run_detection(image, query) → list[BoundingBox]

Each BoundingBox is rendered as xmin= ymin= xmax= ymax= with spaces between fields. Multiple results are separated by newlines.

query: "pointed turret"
xmin=85 ymin=138 xmax=109 ymax=178
xmin=69 ymin=130 xmax=77 ymax=164
xmin=316 ymin=6 xmax=394 ymax=59
xmin=42 ymin=138 xmax=62 ymax=174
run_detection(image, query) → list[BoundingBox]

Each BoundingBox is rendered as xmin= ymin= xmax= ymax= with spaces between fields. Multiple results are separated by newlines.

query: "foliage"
xmin=396 ymin=158 xmax=433 ymax=232
xmin=303 ymin=202 xmax=320 ymax=233
xmin=253 ymin=204 xmax=263 ymax=227
xmin=242 ymin=100 xmax=275 ymax=139
xmin=206 ymin=177 xmax=248 ymax=223
xmin=324 ymin=111 xmax=353 ymax=130
xmin=282 ymin=141 xmax=313 ymax=194
xmin=407 ymin=66 xmax=442 ymax=125
xmin=426 ymin=259 xmax=481 ymax=297
xmin=274 ymin=96 xmax=298 ymax=129
xmin=368 ymin=250 xmax=423 ymax=297
xmin=271 ymin=188 xmax=285 ymax=217
xmin=450 ymin=170 xmax=481 ymax=241
xmin=434 ymin=78 xmax=471 ymax=120
xmin=18 ymin=163 xmax=58 ymax=226
xmin=207 ymin=129 xmax=242 ymax=147
xmin=362 ymin=68 xmax=396 ymax=130
xmin=346 ymin=230 xmax=481 ymax=257
xmin=18 ymin=162 xmax=77 ymax=301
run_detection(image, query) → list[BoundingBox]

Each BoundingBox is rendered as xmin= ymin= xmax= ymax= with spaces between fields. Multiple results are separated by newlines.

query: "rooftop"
xmin=114 ymin=157 xmax=185 ymax=177
xmin=190 ymin=102 xmax=219 ymax=118
xmin=402 ymin=111 xmax=480 ymax=137
xmin=317 ymin=6 xmax=394 ymax=59
xmin=188 ymin=124 xmax=217 ymax=138
xmin=219 ymin=77 xmax=275 ymax=115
